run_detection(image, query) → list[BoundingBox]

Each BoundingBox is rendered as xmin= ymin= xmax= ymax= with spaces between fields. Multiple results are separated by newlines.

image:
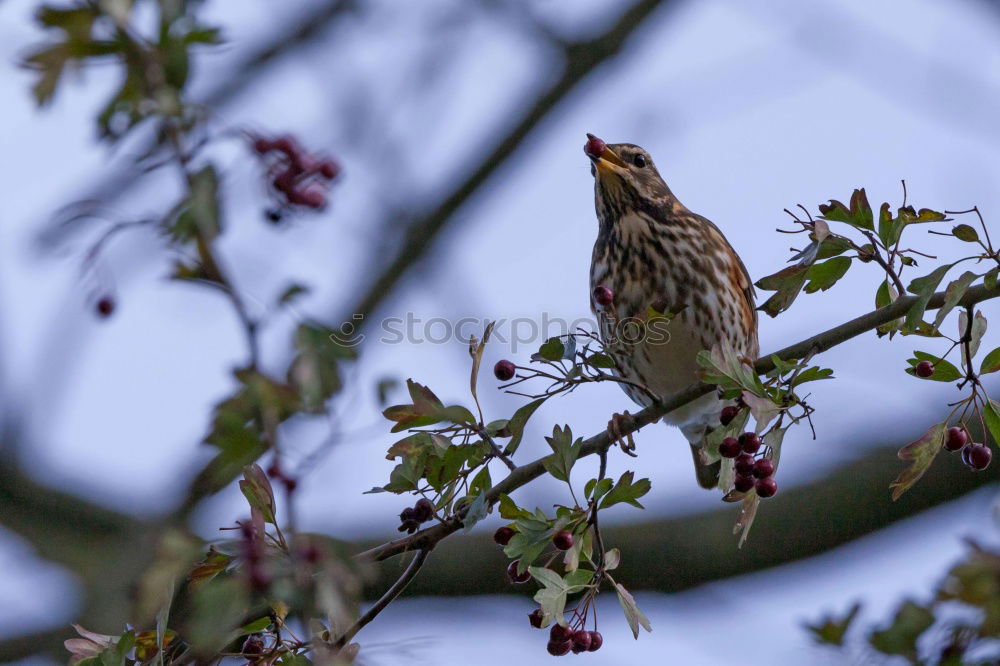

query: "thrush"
xmin=584 ymin=134 xmax=758 ymax=489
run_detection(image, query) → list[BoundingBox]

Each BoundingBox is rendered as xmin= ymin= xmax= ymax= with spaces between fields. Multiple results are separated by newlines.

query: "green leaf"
xmin=502 ymin=398 xmax=546 ymax=456
xmin=755 ymin=264 xmax=808 ymax=317
xmin=818 ymin=189 xmax=874 ymax=230
xmin=585 ymin=477 xmax=613 ymax=503
xmin=877 ymin=202 xmax=896 ymax=247
xmin=277 ymin=283 xmax=310 ymax=306
xmin=536 ymin=337 xmax=565 ymax=362
xmin=603 ymin=548 xmax=621 ymax=570
xmin=905 ymin=352 xmax=962 ymax=382
xmin=903 ymin=264 xmax=954 ymax=333
xmin=806 ymin=602 xmax=861 ymax=646
xmin=932 ymin=271 xmax=978 ymax=330
xmin=869 ymin=601 xmax=934 ymax=658
xmin=803 ymin=257 xmax=852 ymax=294
xmin=239 ymin=464 xmax=276 ymax=525
xmin=599 ymin=471 xmax=651 ymax=510
xmin=239 ymin=617 xmax=271 ymax=634
xmin=984 ymin=401 xmax=1000 ymax=447
xmin=980 ymin=347 xmax=1000 ymax=375
xmin=462 ymin=492 xmax=488 ymax=533
xmin=890 ymin=423 xmax=945 ymax=500
xmin=959 ymin=310 xmax=988 ymax=367
xmin=586 ymin=353 xmax=617 ymax=369
xmin=985 ymin=267 xmax=999 ymax=291
xmin=952 ymin=224 xmax=980 ymax=242
xmin=614 ymin=582 xmax=652 ymax=639
xmin=543 ymin=425 xmax=582 ymax=483
xmin=498 ymin=493 xmax=532 ymax=520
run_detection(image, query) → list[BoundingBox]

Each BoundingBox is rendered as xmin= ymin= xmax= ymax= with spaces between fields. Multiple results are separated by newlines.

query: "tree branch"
xmin=356 ymin=282 xmax=1000 ymax=563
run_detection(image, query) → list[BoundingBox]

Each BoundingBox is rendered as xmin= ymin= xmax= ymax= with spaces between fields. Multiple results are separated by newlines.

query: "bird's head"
xmin=584 ymin=133 xmax=674 ymax=222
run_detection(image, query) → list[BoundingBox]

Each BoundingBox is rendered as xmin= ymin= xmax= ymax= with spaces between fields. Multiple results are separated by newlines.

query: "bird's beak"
xmin=584 ymin=133 xmax=627 ymax=174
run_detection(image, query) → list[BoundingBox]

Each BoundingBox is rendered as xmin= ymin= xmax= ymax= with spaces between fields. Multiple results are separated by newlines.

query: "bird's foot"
xmin=607 ymin=411 xmax=637 ymax=457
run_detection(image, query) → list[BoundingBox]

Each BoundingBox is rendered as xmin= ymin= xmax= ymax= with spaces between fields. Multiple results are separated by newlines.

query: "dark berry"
xmin=735 ymin=452 xmax=755 ymax=477
xmin=755 ymin=476 xmax=778 ymax=498
xmin=528 ymin=608 xmax=544 ymax=628
xmin=272 ymin=135 xmax=299 ymax=157
xmin=550 ymin=624 xmax=573 ymax=642
xmin=494 ymin=526 xmax=515 ymax=546
xmin=399 ymin=507 xmax=416 ymax=522
xmin=242 ymin=634 xmax=265 ymax=656
xmin=412 ymin=498 xmax=434 ymax=522
xmin=739 ymin=432 xmax=762 ymax=454
xmin=584 ymin=134 xmax=607 ymax=159
xmin=915 ymin=360 xmax=935 ymax=378
xmin=734 ymin=475 xmax=755 ymax=493
xmin=552 ymin=530 xmax=574 ymax=551
xmin=318 ymin=159 xmax=340 ymax=179
xmin=593 ymin=285 xmax=614 ymax=307
xmin=300 ymin=541 xmax=321 ymax=564
xmin=507 ymin=560 xmax=531 ymax=584
xmin=283 ymin=477 xmax=298 ymax=493
xmin=719 ymin=437 xmax=741 ymax=458
xmin=95 ymin=296 xmax=115 ymax=317
xmin=267 ymin=460 xmax=282 ymax=479
xmin=944 ymin=426 xmax=968 ymax=452
xmin=547 ymin=639 xmax=572 ymax=657
xmin=494 ymin=359 xmax=516 ymax=381
xmin=752 ymin=458 xmax=775 ymax=479
xmin=251 ymin=137 xmax=272 ymax=154
xmin=719 ymin=405 xmax=739 ymax=426
xmin=587 ymin=631 xmax=603 ymax=652
xmin=571 ymin=630 xmax=592 ymax=653
xmin=964 ymin=443 xmax=992 ymax=471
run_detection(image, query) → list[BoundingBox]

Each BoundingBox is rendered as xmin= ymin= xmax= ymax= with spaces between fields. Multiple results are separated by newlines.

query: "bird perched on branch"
xmin=585 ymin=134 xmax=758 ymax=489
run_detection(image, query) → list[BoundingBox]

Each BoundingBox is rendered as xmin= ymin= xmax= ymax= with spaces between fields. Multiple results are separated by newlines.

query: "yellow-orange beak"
xmin=584 ymin=133 xmax=627 ymax=173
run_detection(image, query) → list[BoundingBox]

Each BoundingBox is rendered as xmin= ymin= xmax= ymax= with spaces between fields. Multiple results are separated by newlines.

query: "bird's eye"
xmin=633 ymin=154 xmax=647 ymax=168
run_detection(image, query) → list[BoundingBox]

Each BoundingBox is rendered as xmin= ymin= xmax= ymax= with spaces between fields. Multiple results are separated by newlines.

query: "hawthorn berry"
xmin=399 ymin=507 xmax=416 ymax=522
xmin=944 ymin=426 xmax=968 ymax=452
xmin=739 ymin=432 xmax=762 ymax=454
xmin=412 ymin=498 xmax=434 ymax=522
xmin=963 ymin=443 xmax=992 ymax=471
xmin=915 ymin=360 xmax=935 ymax=378
xmin=282 ymin=476 xmax=298 ymax=493
xmin=755 ymin=476 xmax=778 ymax=498
xmin=584 ymin=135 xmax=607 ymax=159
xmin=719 ymin=437 xmax=741 ymax=458
xmin=528 ymin=608 xmax=544 ymax=628
xmin=495 ymin=526 xmax=516 ymax=546
xmin=552 ymin=530 xmax=574 ymax=551
xmin=293 ymin=186 xmax=326 ymax=209
xmin=587 ymin=631 xmax=603 ymax=652
xmin=735 ymin=452 xmax=755 ymax=477
xmin=752 ymin=458 xmax=775 ymax=479
xmin=95 ymin=296 xmax=115 ymax=317
xmin=593 ymin=285 xmax=614 ymax=307
xmin=494 ymin=360 xmax=516 ymax=381
xmin=242 ymin=634 xmax=265 ymax=656
xmin=547 ymin=639 xmax=572 ymax=656
xmin=251 ymin=137 xmax=272 ymax=154
xmin=550 ymin=624 xmax=573 ymax=642
xmin=571 ymin=630 xmax=592 ymax=653
xmin=507 ymin=560 xmax=531 ymax=584
xmin=734 ymin=475 xmax=755 ymax=493
xmin=719 ymin=405 xmax=739 ymax=426
xmin=318 ymin=159 xmax=340 ymax=179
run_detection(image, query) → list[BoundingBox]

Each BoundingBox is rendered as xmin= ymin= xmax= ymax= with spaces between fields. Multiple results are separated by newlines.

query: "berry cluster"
xmin=497 ymin=526 xmax=576 ymax=584
xmin=398 ymin=498 xmax=434 ymax=534
xmin=241 ymin=634 xmax=265 ymax=657
xmin=250 ymin=134 xmax=340 ymax=218
xmin=720 ymin=431 xmax=778 ymax=498
xmin=943 ymin=426 xmax=991 ymax=471
xmin=544 ymin=622 xmax=603 ymax=656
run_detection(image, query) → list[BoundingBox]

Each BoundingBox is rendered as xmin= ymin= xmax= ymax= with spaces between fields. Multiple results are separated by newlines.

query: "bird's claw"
xmin=607 ymin=411 xmax=637 ymax=456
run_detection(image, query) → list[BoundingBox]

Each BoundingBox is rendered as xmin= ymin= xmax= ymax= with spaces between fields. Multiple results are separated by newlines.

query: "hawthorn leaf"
xmin=932 ymin=271 xmax=977 ymax=331
xmin=890 ymin=423 xmax=945 ymax=500
xmin=543 ymin=425 xmax=582 ymax=483
xmin=755 ymin=264 xmax=808 ymax=317
xmin=952 ymin=224 xmax=979 ymax=242
xmin=984 ymin=401 xmax=1000 ymax=447
xmin=904 ymin=352 xmax=962 ymax=383
xmin=959 ymin=310 xmax=988 ymax=367
xmin=803 ymin=257 xmax=852 ymax=294
xmin=599 ymin=471 xmax=651 ymax=510
xmin=503 ymin=398 xmax=546 ymax=455
xmin=869 ymin=601 xmax=934 ymax=658
xmin=614 ymin=582 xmax=652 ymax=639
xmin=806 ymin=602 xmax=861 ymax=646
xmin=980 ymin=347 xmax=1000 ymax=375
xmin=903 ymin=264 xmax=954 ymax=333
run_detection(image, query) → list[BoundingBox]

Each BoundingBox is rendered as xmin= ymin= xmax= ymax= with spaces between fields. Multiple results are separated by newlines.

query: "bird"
xmin=584 ymin=133 xmax=758 ymax=489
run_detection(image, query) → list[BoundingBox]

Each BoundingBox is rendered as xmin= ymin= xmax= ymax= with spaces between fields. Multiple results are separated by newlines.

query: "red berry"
xmin=494 ymin=526 xmax=515 ymax=546
xmin=944 ymin=427 xmax=968 ymax=452
xmin=413 ymin=498 xmax=434 ymax=522
xmin=251 ymin=137 xmax=272 ymax=154
xmin=266 ymin=460 xmax=282 ymax=479
xmin=915 ymin=360 xmax=935 ymax=378
xmin=719 ymin=437 xmax=741 ymax=458
xmin=528 ymin=608 xmax=544 ymax=628
xmin=550 ymin=624 xmax=573 ymax=642
xmin=272 ymin=135 xmax=299 ymax=157
xmin=95 ymin=296 xmax=115 ymax=317
xmin=399 ymin=507 xmax=415 ymax=522
xmin=242 ymin=634 xmax=265 ymax=656
xmin=752 ymin=458 xmax=775 ymax=479
xmin=587 ymin=631 xmax=603 ymax=652
xmin=734 ymin=475 xmax=755 ymax=493
xmin=494 ymin=360 xmax=516 ymax=381
xmin=755 ymin=476 xmax=778 ymax=498
xmin=571 ymin=630 xmax=592 ymax=653
xmin=964 ymin=443 xmax=992 ymax=471
xmin=317 ymin=159 xmax=340 ymax=179
xmin=735 ymin=452 xmax=755 ymax=477
xmin=292 ymin=186 xmax=326 ymax=209
xmin=719 ymin=405 xmax=739 ymax=426
xmin=593 ymin=285 xmax=614 ymax=307
xmin=506 ymin=560 xmax=531 ymax=584
xmin=547 ymin=639 xmax=572 ymax=656
xmin=283 ymin=476 xmax=298 ymax=493
xmin=584 ymin=134 xmax=607 ymax=159
xmin=552 ymin=530 xmax=574 ymax=551
xmin=739 ymin=432 xmax=762 ymax=454
xmin=273 ymin=167 xmax=297 ymax=194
